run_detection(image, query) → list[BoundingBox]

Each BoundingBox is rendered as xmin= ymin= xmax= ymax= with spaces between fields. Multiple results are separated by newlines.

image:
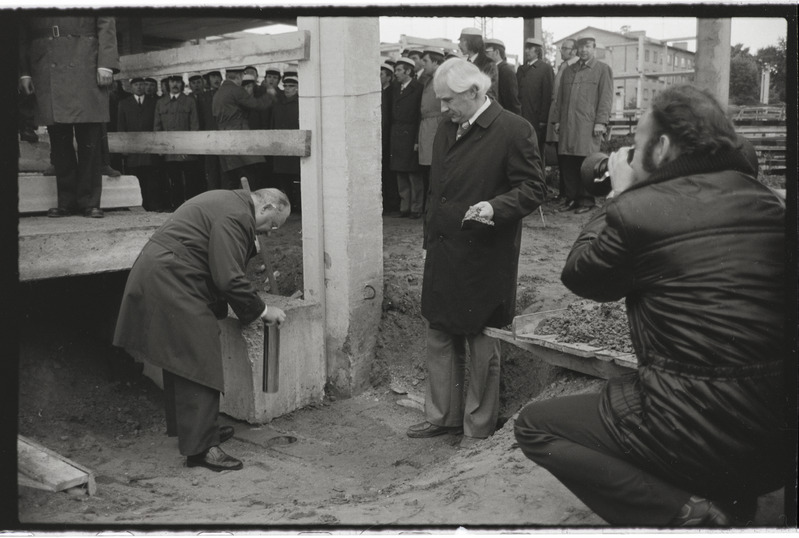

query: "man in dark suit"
xmin=484 ymin=38 xmax=521 ymax=115
xmin=114 ymin=188 xmax=290 ymax=472
xmin=389 ymin=57 xmax=424 ymax=218
xmin=407 ymin=58 xmax=546 ymax=448
xmin=517 ymin=37 xmax=554 ymax=168
xmin=457 ymin=27 xmax=498 ymax=100
xmin=197 ymin=70 xmax=223 ymax=191
xmin=19 ymin=16 xmax=120 ymax=218
xmin=117 ymin=77 xmax=167 ymax=211
xmin=380 ymin=62 xmax=399 ymax=215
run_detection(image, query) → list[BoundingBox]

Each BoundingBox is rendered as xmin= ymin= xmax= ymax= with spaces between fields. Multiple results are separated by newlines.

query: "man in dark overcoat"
xmin=457 ymin=27 xmax=498 ymax=101
xmin=516 ymin=37 xmax=554 ymax=168
xmin=380 ymin=62 xmax=399 ymax=215
xmin=117 ymin=77 xmax=168 ymax=212
xmin=154 ymin=75 xmax=203 ymax=209
xmin=270 ymin=75 xmax=301 ymax=208
xmin=389 ymin=58 xmax=424 ymax=218
xmin=407 ymin=59 xmax=546 ymax=447
xmin=197 ymin=70 xmax=223 ymax=191
xmin=213 ymin=69 xmax=276 ymax=190
xmin=484 ymin=38 xmax=521 ymax=115
xmin=114 ymin=188 xmax=290 ymax=472
xmin=19 ymin=15 xmax=120 ymax=218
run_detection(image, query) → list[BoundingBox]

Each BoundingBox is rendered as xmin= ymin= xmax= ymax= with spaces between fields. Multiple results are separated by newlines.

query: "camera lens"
xmin=580 ymin=152 xmax=613 ymax=197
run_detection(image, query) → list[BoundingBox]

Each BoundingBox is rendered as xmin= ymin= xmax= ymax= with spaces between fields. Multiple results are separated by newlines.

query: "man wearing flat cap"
xmin=458 ymin=27 xmax=498 ymax=100
xmin=390 ymin=57 xmax=424 ymax=218
xmin=117 ymin=77 xmax=167 ymax=211
xmin=517 ymin=37 xmax=553 ymax=167
xmin=552 ymin=36 xmax=613 ymax=214
xmin=485 ymin=38 xmax=521 ymax=115
xmin=155 ymin=75 xmax=203 ymax=209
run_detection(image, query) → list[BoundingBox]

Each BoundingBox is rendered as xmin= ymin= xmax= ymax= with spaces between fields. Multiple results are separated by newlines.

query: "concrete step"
xmin=19 ymin=174 xmax=142 ymax=214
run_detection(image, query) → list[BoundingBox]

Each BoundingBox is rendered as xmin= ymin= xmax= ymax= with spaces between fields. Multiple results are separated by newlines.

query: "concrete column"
xmin=297 ymin=17 xmax=384 ymax=398
xmin=523 ymin=18 xmax=543 ymax=49
xmin=695 ymin=19 xmax=731 ymax=109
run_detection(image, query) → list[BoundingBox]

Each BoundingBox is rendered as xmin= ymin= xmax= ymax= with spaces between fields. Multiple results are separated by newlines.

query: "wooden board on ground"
xmin=18 ymin=435 xmax=96 ymax=496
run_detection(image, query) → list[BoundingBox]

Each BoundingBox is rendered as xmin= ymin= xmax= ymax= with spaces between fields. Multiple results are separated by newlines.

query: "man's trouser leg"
xmin=514 ymin=393 xmax=690 ymax=526
xmin=463 ymin=332 xmax=501 ymax=438
xmin=165 ymin=162 xmax=187 ymax=210
xmin=49 ymin=123 xmax=80 ymax=211
xmin=162 ymin=370 xmax=222 ymax=456
xmin=558 ymin=155 xmax=582 ymax=205
xmin=74 ymin=123 xmax=105 ymax=210
xmin=534 ymin=124 xmax=547 ymax=169
xmin=409 ymin=171 xmax=425 ymax=214
xmin=424 ymin=326 xmax=466 ymax=429
xmin=396 ymin=172 xmax=411 ymax=214
xmin=205 ymin=155 xmax=222 ymax=191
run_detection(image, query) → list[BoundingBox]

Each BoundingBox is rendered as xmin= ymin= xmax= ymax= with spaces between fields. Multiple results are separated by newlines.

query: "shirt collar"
xmin=468 ymin=53 xmax=479 ymax=63
xmin=400 ymin=79 xmax=411 ymax=91
xmin=464 ymin=96 xmax=491 ymax=128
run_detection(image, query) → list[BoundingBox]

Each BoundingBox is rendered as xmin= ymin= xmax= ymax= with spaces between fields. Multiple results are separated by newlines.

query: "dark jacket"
xmin=495 ymin=60 xmax=521 ymax=115
xmin=381 ymin=85 xmax=392 ymax=166
xmin=516 ymin=59 xmax=554 ymax=134
xmin=389 ymin=79 xmax=423 ymax=172
xmin=154 ymin=93 xmax=200 ymax=162
xmin=561 ymin=150 xmax=786 ymax=500
xmin=470 ymin=52 xmax=499 ymax=101
xmin=114 ymin=190 xmax=264 ymax=392
xmin=212 ymin=79 xmax=274 ymax=172
xmin=116 ymin=94 xmax=158 ymax=168
xmin=19 ymin=16 xmax=120 ymax=125
xmin=270 ymin=93 xmax=299 ymax=176
xmin=197 ymin=89 xmax=217 ymax=131
xmin=421 ymin=99 xmax=546 ymax=334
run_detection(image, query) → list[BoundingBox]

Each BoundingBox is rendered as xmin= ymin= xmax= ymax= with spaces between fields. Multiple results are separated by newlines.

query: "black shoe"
xmin=407 ymin=421 xmax=463 ymax=438
xmin=399 ymin=211 xmax=410 ymax=218
xmin=669 ymin=495 xmax=732 ymax=527
xmin=574 ymin=205 xmax=595 ymax=214
xmin=219 ymin=425 xmax=234 ymax=444
xmin=83 ymin=207 xmax=104 ymax=218
xmin=557 ymin=200 xmax=576 ymax=212
xmin=186 ymin=446 xmax=243 ymax=472
xmin=102 ymin=165 xmax=122 ymax=177
xmin=410 ymin=212 xmax=422 ymax=219
xmin=20 ymin=129 xmax=39 ymax=143
xmin=47 ymin=207 xmax=72 ymax=218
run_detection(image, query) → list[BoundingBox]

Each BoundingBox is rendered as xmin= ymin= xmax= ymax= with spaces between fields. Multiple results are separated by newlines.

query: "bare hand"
xmin=97 ymin=69 xmax=114 ymax=88
xmin=607 ymin=146 xmax=636 ymax=195
xmin=262 ymin=306 xmax=286 ymax=327
xmin=553 ymin=123 xmax=560 ymax=135
xmin=593 ymin=123 xmax=606 ymax=137
xmin=19 ymin=77 xmax=34 ymax=95
xmin=471 ymin=201 xmax=494 ymax=221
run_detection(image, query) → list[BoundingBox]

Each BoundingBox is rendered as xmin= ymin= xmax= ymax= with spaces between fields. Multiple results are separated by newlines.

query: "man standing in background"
xmin=552 ymin=36 xmax=613 ymax=214
xmin=458 ymin=27 xmax=498 ymax=100
xmin=417 ymin=48 xmax=445 ymax=215
xmin=389 ymin=57 xmax=424 ymax=219
xmin=380 ymin=61 xmax=399 ymax=216
xmin=546 ymin=38 xmax=579 ymax=205
xmin=516 ymin=37 xmax=553 ymax=168
xmin=19 ymin=16 xmax=120 ymax=218
xmin=484 ymin=38 xmax=521 ymax=115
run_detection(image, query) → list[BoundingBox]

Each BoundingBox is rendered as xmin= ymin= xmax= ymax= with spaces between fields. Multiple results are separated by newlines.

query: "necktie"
xmin=456 ymin=121 xmax=470 ymax=140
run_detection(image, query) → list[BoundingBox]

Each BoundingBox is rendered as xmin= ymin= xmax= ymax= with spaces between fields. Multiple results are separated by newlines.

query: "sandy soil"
xmin=15 ymin=198 xmax=787 ymax=529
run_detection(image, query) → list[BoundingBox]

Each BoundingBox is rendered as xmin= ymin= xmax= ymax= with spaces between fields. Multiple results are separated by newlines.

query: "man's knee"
xmin=513 ymin=401 xmax=554 ymax=460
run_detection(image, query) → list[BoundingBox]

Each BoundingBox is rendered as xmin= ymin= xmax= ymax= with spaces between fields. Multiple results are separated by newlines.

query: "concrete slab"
xmin=220 ymin=294 xmax=326 ymax=424
xmin=19 ymin=174 xmax=143 ymax=214
xmin=19 ymin=211 xmax=168 ymax=281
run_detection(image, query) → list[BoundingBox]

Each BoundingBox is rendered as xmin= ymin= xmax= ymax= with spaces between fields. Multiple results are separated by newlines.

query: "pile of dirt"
xmin=537 ymin=300 xmax=634 ymax=354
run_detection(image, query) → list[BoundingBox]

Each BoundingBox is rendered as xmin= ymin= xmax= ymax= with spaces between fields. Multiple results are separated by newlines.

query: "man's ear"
xmin=656 ymin=134 xmax=673 ymax=165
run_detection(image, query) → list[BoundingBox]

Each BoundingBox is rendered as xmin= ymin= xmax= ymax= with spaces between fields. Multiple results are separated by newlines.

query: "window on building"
xmin=653 ymin=51 xmax=658 ymax=64
xmin=645 ymin=50 xmax=650 ymax=62
xmin=668 ymin=53 xmax=672 ymax=65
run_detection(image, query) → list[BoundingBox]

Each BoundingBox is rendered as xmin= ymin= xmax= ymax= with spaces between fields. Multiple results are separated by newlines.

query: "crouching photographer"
xmin=513 ymin=84 xmax=788 ymax=527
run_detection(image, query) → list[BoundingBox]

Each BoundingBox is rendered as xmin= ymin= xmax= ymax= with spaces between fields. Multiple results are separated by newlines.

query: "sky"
xmin=377 ymin=16 xmax=787 ymax=63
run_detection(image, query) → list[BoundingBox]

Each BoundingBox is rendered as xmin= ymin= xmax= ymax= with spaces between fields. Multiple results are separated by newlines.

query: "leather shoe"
xmin=669 ymin=495 xmax=731 ymax=527
xmin=186 ymin=446 xmax=243 ymax=472
xmin=557 ymin=200 xmax=576 ymax=212
xmin=20 ymin=129 xmax=39 ymax=143
xmin=458 ymin=435 xmax=484 ymax=449
xmin=407 ymin=421 xmax=463 ymax=438
xmin=47 ymin=207 xmax=72 ymax=218
xmin=102 ymin=164 xmax=122 ymax=177
xmin=219 ymin=425 xmax=234 ymax=444
xmin=84 ymin=207 xmax=104 ymax=218
xmin=574 ymin=205 xmax=595 ymax=214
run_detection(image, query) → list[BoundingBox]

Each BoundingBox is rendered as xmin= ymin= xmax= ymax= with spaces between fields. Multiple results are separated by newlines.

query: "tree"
xmin=729 ymin=43 xmax=760 ymax=105
xmin=756 ymin=37 xmax=786 ymax=104
xmin=543 ymin=29 xmax=557 ymax=65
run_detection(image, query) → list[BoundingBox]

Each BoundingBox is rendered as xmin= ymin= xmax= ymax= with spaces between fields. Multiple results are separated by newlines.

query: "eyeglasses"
xmin=560 ymin=46 xmax=573 ymax=51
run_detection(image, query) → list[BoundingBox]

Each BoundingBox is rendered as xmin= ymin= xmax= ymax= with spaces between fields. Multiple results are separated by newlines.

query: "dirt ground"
xmin=15 ymin=195 xmax=787 ymax=529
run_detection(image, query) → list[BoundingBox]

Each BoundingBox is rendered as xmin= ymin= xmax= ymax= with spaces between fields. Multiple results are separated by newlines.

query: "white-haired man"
xmin=114 ymin=188 xmax=290 ymax=472
xmin=407 ymin=59 xmax=546 ymax=447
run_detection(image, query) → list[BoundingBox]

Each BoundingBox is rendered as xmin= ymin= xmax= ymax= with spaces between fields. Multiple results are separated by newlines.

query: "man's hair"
xmin=423 ymin=51 xmax=445 ymax=65
xmin=460 ymin=34 xmax=484 ymax=55
xmin=487 ymin=44 xmax=506 ymax=60
xmin=226 ymin=70 xmax=243 ymax=80
xmin=433 ymin=58 xmax=491 ymax=96
xmin=562 ymin=38 xmax=576 ymax=50
xmin=525 ymin=44 xmax=543 ymax=59
xmin=253 ymin=188 xmax=291 ymax=214
xmin=649 ymin=85 xmax=738 ymax=156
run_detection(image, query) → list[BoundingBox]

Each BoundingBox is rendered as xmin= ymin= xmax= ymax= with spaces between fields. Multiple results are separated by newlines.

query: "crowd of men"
xmin=380 ymin=27 xmax=614 ymax=218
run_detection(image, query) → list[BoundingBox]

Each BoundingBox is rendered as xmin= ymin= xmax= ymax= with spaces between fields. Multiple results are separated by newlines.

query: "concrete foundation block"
xmin=220 ymin=294 xmax=326 ymax=424
xmin=19 ymin=174 xmax=143 ymax=214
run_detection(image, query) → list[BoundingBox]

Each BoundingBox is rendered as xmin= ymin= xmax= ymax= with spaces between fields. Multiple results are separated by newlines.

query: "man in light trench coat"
xmin=114 ymin=188 xmax=290 ymax=472
xmin=407 ymin=59 xmax=546 ymax=447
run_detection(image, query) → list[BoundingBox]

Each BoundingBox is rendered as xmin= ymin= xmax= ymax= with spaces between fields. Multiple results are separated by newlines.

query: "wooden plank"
xmin=117 ymin=31 xmax=310 ymax=79
xmin=18 ymin=435 xmax=96 ymax=495
xmin=19 ymin=174 xmax=143 ymax=214
xmin=108 ymin=130 xmax=311 ymax=157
